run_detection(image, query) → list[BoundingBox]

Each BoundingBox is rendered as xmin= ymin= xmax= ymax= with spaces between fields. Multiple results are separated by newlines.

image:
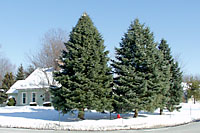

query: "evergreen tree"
xmin=167 ymin=61 xmax=183 ymax=111
xmin=112 ymin=19 xmax=163 ymax=117
xmin=51 ymin=13 xmax=113 ymax=119
xmin=156 ymin=39 xmax=171 ymax=115
xmin=1 ymin=72 xmax=15 ymax=103
xmin=25 ymin=65 xmax=35 ymax=78
xmin=2 ymin=72 xmax=15 ymax=90
xmin=16 ymin=64 xmax=25 ymax=80
xmin=187 ymin=78 xmax=200 ymax=104
xmin=0 ymin=90 xmax=7 ymax=104
xmin=159 ymin=39 xmax=183 ymax=112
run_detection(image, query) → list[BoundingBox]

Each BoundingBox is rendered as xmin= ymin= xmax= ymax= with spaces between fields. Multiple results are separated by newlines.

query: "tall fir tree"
xmin=167 ymin=61 xmax=183 ymax=111
xmin=156 ymin=39 xmax=171 ymax=115
xmin=112 ymin=19 xmax=163 ymax=117
xmin=1 ymin=72 xmax=15 ymax=103
xmin=16 ymin=64 xmax=25 ymax=80
xmin=158 ymin=39 xmax=183 ymax=112
xmin=51 ymin=13 xmax=113 ymax=119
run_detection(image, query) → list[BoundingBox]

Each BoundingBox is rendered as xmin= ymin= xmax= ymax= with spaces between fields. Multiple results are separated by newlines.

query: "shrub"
xmin=30 ymin=102 xmax=37 ymax=106
xmin=43 ymin=102 xmax=51 ymax=107
xmin=7 ymin=98 xmax=16 ymax=106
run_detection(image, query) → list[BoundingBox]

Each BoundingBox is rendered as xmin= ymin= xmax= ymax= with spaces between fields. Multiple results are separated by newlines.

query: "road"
xmin=0 ymin=121 xmax=200 ymax=133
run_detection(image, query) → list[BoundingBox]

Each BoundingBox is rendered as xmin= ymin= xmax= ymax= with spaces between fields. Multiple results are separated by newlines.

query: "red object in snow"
xmin=117 ymin=114 xmax=121 ymax=119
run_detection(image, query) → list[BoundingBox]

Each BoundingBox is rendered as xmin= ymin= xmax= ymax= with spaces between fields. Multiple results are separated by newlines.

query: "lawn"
xmin=0 ymin=103 xmax=199 ymax=131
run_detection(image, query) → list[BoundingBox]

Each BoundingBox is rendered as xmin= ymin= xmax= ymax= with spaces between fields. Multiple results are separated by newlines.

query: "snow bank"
xmin=0 ymin=103 xmax=200 ymax=131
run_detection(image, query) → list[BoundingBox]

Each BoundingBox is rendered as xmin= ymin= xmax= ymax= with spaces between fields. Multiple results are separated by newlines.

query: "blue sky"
xmin=0 ymin=0 xmax=199 ymax=75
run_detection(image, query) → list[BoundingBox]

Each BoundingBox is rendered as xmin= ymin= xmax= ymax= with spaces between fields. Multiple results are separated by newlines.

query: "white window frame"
xmin=22 ymin=92 xmax=27 ymax=104
xmin=31 ymin=92 xmax=37 ymax=102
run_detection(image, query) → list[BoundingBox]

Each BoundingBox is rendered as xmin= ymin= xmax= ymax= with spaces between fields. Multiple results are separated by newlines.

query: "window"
xmin=32 ymin=92 xmax=36 ymax=102
xmin=22 ymin=92 xmax=26 ymax=104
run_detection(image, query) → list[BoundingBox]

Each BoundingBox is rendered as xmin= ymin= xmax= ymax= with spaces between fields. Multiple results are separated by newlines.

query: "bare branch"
xmin=173 ymin=53 xmax=187 ymax=75
xmin=27 ymin=28 xmax=68 ymax=70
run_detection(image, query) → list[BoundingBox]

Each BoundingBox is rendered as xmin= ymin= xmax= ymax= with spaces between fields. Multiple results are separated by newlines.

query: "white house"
xmin=6 ymin=68 xmax=58 ymax=106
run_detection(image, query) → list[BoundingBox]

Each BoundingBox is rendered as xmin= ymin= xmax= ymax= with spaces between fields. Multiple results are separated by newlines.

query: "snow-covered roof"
xmin=6 ymin=81 xmax=23 ymax=94
xmin=182 ymin=82 xmax=190 ymax=92
xmin=7 ymin=68 xmax=57 ymax=94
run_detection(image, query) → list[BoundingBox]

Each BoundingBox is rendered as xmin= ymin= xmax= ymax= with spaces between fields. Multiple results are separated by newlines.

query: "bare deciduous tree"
xmin=174 ymin=53 xmax=187 ymax=75
xmin=28 ymin=28 xmax=68 ymax=70
xmin=183 ymin=74 xmax=200 ymax=82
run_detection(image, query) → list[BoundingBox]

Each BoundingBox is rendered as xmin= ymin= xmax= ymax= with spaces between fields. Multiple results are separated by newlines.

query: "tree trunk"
xmin=160 ymin=108 xmax=163 ymax=115
xmin=78 ymin=108 xmax=85 ymax=120
xmin=194 ymin=97 xmax=196 ymax=104
xmin=134 ymin=109 xmax=138 ymax=118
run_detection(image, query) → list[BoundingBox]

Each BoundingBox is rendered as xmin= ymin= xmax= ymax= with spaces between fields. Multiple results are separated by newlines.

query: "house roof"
xmin=6 ymin=68 xmax=56 ymax=94
xmin=182 ymin=82 xmax=189 ymax=92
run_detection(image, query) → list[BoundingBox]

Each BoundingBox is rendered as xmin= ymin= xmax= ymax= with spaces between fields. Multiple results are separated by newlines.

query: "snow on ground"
xmin=0 ymin=103 xmax=200 ymax=131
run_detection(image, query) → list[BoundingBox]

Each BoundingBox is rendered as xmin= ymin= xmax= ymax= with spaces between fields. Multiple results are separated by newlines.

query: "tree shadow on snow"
xmin=0 ymin=108 xmax=78 ymax=122
xmin=0 ymin=107 xmax=133 ymax=122
xmin=1 ymin=107 xmax=161 ymax=122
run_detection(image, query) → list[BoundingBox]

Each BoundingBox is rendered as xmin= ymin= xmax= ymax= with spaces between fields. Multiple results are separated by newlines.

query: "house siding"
xmin=16 ymin=89 xmax=46 ymax=106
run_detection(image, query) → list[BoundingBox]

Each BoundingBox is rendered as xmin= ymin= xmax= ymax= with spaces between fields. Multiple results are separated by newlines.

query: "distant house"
xmin=181 ymin=82 xmax=189 ymax=103
xmin=6 ymin=68 xmax=58 ymax=106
